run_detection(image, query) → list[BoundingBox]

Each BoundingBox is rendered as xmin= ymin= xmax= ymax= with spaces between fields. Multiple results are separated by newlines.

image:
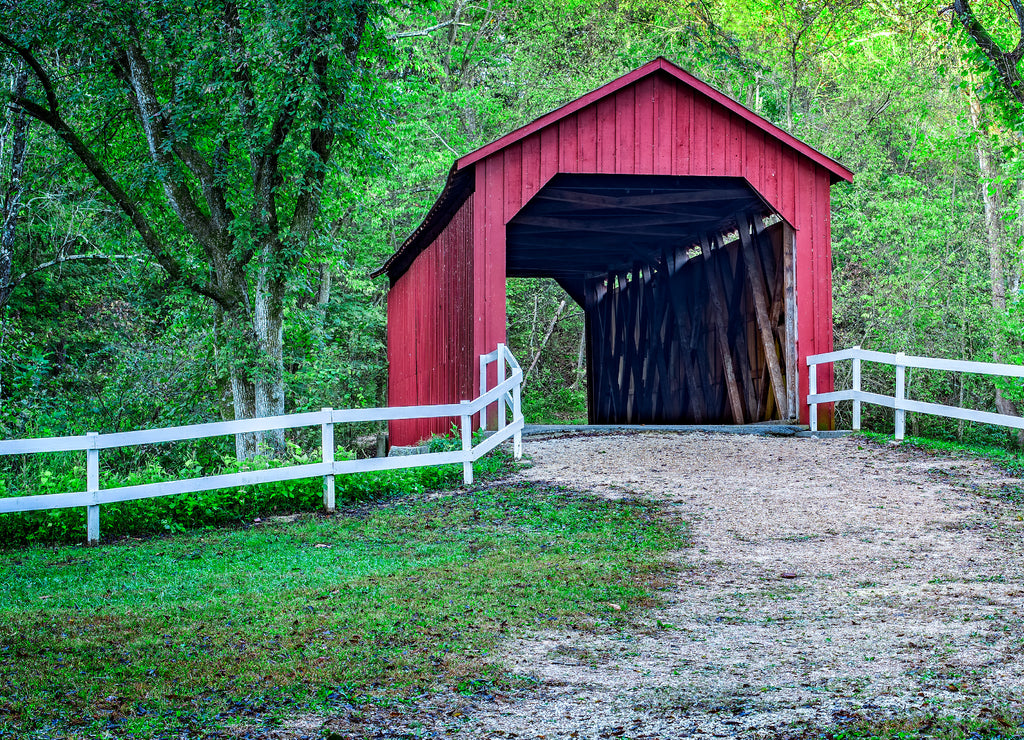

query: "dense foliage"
xmin=4 ymin=0 xmax=1024 ymax=518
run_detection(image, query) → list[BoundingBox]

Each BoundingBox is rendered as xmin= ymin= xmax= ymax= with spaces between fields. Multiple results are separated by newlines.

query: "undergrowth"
xmin=856 ymin=430 xmax=1024 ymax=476
xmin=825 ymin=708 xmax=1024 ymax=739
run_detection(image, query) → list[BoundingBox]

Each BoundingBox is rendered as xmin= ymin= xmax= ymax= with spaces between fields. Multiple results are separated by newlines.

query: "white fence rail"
xmin=0 ymin=345 xmax=524 ymax=544
xmin=807 ymin=345 xmax=1024 ymax=439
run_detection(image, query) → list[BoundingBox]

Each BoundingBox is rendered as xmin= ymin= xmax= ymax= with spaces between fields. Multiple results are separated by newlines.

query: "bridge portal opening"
xmin=506 ymin=174 xmax=797 ymax=425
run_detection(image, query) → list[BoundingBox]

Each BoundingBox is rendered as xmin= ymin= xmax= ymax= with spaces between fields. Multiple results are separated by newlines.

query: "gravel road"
xmin=318 ymin=432 xmax=1024 ymax=739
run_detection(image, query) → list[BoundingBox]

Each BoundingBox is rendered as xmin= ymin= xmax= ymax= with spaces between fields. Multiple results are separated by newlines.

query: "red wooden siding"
xmin=388 ymin=194 xmax=475 ymax=446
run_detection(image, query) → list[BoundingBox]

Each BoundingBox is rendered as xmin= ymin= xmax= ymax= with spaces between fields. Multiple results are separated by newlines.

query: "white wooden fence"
xmin=0 ymin=345 xmax=524 ymax=544
xmin=807 ymin=345 xmax=1024 ymax=438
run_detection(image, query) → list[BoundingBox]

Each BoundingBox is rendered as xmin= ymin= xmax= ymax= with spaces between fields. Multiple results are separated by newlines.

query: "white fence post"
xmin=895 ymin=352 xmax=906 ymax=441
xmin=513 ymin=376 xmax=523 ymax=460
xmin=496 ymin=342 xmax=507 ymax=430
xmin=86 ymin=432 xmax=99 ymax=545
xmin=808 ymin=363 xmax=818 ymax=433
xmin=479 ymin=352 xmax=488 ymax=431
xmin=321 ymin=408 xmax=335 ymax=513
xmin=852 ymin=346 xmax=862 ymax=431
xmin=460 ymin=400 xmax=473 ymax=485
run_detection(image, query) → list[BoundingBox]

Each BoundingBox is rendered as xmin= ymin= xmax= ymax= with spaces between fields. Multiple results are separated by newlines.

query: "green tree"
xmin=0 ymin=0 xmax=374 ymax=457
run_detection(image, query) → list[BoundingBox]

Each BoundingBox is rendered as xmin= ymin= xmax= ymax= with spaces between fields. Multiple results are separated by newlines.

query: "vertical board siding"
xmin=522 ymin=133 xmax=541 ymax=204
xmin=691 ymin=95 xmax=709 ymax=174
xmin=504 ymin=143 xmax=523 ymax=222
xmin=636 ymin=75 xmax=655 ymax=173
xmin=388 ymin=194 xmax=475 ymax=447
xmin=597 ymin=96 xmax=617 ymax=173
xmin=674 ymin=86 xmax=692 ymax=173
xmin=559 ymin=116 xmax=578 ymax=173
xmin=615 ymin=87 xmax=635 ymax=174
xmin=814 ymin=165 xmax=835 ymax=427
xmin=540 ymin=125 xmax=559 ymax=184
xmin=795 ymin=156 xmax=816 ymax=426
xmin=389 ymin=68 xmax=841 ymax=435
xmin=579 ymin=105 xmax=598 ymax=171
xmin=653 ymin=75 xmax=675 ymax=176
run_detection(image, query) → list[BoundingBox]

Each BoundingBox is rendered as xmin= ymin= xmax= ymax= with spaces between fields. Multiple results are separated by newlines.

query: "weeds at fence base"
xmin=0 ymin=432 xmax=512 ymax=546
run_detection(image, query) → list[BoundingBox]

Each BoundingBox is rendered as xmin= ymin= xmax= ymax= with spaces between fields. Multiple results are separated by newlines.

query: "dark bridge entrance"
xmin=507 ymin=174 xmax=795 ymax=425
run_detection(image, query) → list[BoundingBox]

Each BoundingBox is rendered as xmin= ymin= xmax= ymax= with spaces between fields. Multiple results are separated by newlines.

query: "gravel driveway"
xmin=326 ymin=431 xmax=1024 ymax=738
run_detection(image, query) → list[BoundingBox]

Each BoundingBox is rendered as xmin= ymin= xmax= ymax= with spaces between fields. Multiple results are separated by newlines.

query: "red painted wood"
xmin=763 ymin=135 xmax=780 ymax=208
xmin=815 ymin=165 xmax=835 ymax=428
xmin=481 ymin=154 xmax=506 ymax=421
xmin=389 ymin=193 xmax=475 ymax=447
xmin=748 ymin=126 xmax=764 ymax=192
xmin=728 ymin=114 xmax=744 ymax=176
xmin=558 ymin=115 xmax=578 ymax=173
xmin=709 ymin=105 xmax=727 ymax=176
xmin=579 ymin=104 xmax=598 ymax=171
xmin=636 ymin=75 xmax=655 ymax=174
xmin=653 ymin=75 xmax=674 ymax=175
xmin=794 ymin=156 xmax=815 ymax=426
xmin=504 ymin=142 xmax=523 ymax=222
xmin=691 ymin=96 xmax=708 ymax=174
xmin=615 ymin=87 xmax=635 ymax=174
xmin=539 ymin=125 xmax=559 ymax=185
xmin=522 ymin=133 xmax=541 ymax=206
xmin=597 ymin=96 xmax=616 ymax=173
xmin=780 ymin=146 xmax=796 ymax=225
xmin=674 ymin=85 xmax=692 ymax=173
xmin=455 ymin=58 xmax=852 ymax=182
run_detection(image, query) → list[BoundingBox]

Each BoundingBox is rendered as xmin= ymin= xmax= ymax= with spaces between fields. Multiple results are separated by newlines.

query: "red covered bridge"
xmin=375 ymin=57 xmax=853 ymax=447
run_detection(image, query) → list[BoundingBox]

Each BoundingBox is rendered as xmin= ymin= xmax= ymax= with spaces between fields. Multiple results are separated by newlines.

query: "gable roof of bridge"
xmin=373 ymin=56 xmax=852 ymax=281
xmin=456 ymin=57 xmax=852 ymax=180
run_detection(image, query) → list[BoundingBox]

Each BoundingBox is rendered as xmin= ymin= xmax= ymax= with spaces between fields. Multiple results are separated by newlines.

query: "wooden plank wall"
xmin=471 ymin=70 xmax=835 ymax=426
xmin=387 ymin=195 xmax=475 ymax=447
xmin=587 ymin=221 xmax=788 ymax=425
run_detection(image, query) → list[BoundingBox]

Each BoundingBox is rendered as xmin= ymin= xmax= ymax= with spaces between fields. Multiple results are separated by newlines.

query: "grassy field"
xmin=0 ymin=481 xmax=686 ymax=739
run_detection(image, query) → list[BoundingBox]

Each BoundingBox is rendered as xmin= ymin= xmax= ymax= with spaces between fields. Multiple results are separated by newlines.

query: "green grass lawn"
xmin=0 ymin=481 xmax=686 ymax=739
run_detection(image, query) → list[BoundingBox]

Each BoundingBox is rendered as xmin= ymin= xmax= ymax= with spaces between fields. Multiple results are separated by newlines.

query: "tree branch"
xmin=289 ymin=2 xmax=369 ymax=250
xmin=0 ymin=66 xmax=29 ymax=308
xmin=0 ymin=42 xmax=231 ymax=308
xmin=120 ymin=39 xmax=222 ymax=252
xmin=2 ymin=253 xmax=153 ymax=300
xmin=950 ymin=0 xmax=1024 ymax=102
xmin=387 ymin=19 xmax=469 ymax=40
xmin=222 ymin=1 xmax=259 ymax=141
xmin=0 ymin=33 xmax=58 ymax=114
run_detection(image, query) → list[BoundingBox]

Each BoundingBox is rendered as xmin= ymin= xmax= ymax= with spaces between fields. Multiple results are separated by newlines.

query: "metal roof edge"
xmin=370 ymin=165 xmax=475 ymax=281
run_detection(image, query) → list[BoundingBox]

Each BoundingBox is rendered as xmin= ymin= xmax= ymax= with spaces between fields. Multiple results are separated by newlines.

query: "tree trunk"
xmin=970 ymin=97 xmax=1024 ymax=444
xmin=253 ymin=274 xmax=286 ymax=456
xmin=0 ymin=66 xmax=29 ymax=309
xmin=570 ymin=326 xmax=586 ymax=390
xmin=0 ymin=66 xmax=28 ymax=402
xmin=219 ymin=276 xmax=287 ymax=460
xmin=525 ymin=299 xmax=566 ymax=386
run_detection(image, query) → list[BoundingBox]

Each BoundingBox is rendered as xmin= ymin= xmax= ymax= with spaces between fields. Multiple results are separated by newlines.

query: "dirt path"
xmin=331 ymin=432 xmax=1024 ymax=738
